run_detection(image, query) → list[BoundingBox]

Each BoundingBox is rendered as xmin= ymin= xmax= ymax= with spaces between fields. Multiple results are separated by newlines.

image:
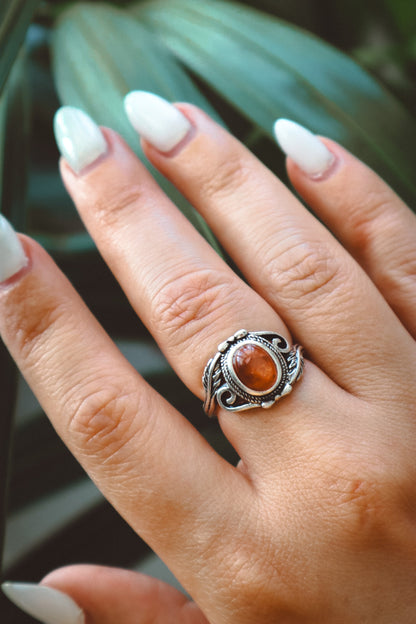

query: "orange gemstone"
xmin=232 ymin=344 xmax=277 ymax=392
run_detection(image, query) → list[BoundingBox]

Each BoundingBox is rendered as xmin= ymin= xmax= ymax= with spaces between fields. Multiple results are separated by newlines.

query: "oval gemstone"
xmin=232 ymin=344 xmax=277 ymax=392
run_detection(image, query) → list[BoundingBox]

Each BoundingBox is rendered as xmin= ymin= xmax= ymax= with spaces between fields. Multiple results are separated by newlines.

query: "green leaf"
xmin=134 ymin=0 xmax=416 ymax=206
xmin=409 ymin=36 xmax=416 ymax=60
xmin=0 ymin=54 xmax=30 ymax=233
xmin=383 ymin=0 xmax=416 ymax=40
xmin=51 ymin=3 xmax=223 ymax=253
xmin=0 ymin=0 xmax=40 ymax=96
xmin=0 ymin=51 xmax=29 ymax=576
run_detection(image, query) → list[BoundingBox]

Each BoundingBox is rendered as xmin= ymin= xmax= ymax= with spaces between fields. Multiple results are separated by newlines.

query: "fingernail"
xmin=124 ymin=91 xmax=192 ymax=153
xmin=53 ymin=106 xmax=107 ymax=174
xmin=273 ymin=119 xmax=335 ymax=177
xmin=0 ymin=215 xmax=27 ymax=282
xmin=2 ymin=582 xmax=85 ymax=624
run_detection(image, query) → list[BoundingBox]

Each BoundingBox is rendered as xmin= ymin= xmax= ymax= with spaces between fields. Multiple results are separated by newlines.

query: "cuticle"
xmin=309 ymin=152 xmax=340 ymax=182
xmin=162 ymin=124 xmax=197 ymax=158
xmin=74 ymin=148 xmax=110 ymax=177
xmin=68 ymin=128 xmax=111 ymax=177
xmin=0 ymin=240 xmax=32 ymax=290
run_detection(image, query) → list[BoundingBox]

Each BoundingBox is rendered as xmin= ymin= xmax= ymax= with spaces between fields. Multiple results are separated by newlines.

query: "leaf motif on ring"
xmin=217 ymin=385 xmax=256 ymax=412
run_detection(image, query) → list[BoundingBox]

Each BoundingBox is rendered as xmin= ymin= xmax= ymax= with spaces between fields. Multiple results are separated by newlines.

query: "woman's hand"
xmin=2 ymin=92 xmax=416 ymax=624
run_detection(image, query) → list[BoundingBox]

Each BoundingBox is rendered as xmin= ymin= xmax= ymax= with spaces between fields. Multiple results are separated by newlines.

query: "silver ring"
xmin=203 ymin=330 xmax=304 ymax=417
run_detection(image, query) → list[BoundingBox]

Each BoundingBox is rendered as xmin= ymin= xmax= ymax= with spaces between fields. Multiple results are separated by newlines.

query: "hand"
xmin=1 ymin=92 xmax=416 ymax=624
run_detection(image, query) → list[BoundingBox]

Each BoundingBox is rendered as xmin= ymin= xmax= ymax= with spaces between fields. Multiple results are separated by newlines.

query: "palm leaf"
xmin=51 ymin=3 xmax=223 ymax=253
xmin=134 ymin=0 xmax=416 ymax=206
xmin=0 ymin=0 xmax=40 ymax=96
xmin=0 ymin=52 xmax=30 ymax=579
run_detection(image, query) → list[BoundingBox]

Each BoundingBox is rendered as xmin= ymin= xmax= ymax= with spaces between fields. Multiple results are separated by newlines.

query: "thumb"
xmin=3 ymin=564 xmax=208 ymax=624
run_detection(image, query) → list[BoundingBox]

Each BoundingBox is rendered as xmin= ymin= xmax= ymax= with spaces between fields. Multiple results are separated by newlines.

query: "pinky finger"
xmin=274 ymin=120 xmax=416 ymax=337
xmin=3 ymin=565 xmax=208 ymax=624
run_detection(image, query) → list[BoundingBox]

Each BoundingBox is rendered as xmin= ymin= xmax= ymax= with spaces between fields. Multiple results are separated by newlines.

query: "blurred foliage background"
xmin=1 ymin=0 xmax=415 ymax=621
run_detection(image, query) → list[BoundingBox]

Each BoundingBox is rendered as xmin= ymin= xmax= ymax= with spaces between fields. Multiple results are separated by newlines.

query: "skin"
xmin=1 ymin=104 xmax=416 ymax=623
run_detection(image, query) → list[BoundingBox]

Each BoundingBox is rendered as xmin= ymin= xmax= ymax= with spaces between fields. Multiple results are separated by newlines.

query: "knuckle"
xmin=379 ymin=248 xmax=416 ymax=292
xmin=270 ymin=238 xmax=342 ymax=303
xmin=329 ymin=467 xmax=412 ymax=545
xmin=210 ymin=527 xmax=282 ymax=618
xmin=221 ymin=559 xmax=266 ymax=612
xmin=13 ymin=298 xmax=69 ymax=362
xmin=347 ymin=188 xmax=393 ymax=247
xmin=93 ymin=184 xmax=145 ymax=229
xmin=151 ymin=268 xmax=235 ymax=349
xmin=345 ymin=188 xmax=416 ymax=290
xmin=334 ymin=477 xmax=387 ymax=534
xmin=198 ymin=152 xmax=252 ymax=201
xmin=67 ymin=382 xmax=146 ymax=464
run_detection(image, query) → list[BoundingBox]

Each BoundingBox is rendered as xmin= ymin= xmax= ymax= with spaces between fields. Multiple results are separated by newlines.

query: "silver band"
xmin=203 ymin=330 xmax=304 ymax=417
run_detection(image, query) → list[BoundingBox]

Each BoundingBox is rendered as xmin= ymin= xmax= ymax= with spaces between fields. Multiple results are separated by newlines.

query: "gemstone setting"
xmin=232 ymin=344 xmax=277 ymax=392
xmin=202 ymin=330 xmax=304 ymax=416
xmin=226 ymin=339 xmax=282 ymax=397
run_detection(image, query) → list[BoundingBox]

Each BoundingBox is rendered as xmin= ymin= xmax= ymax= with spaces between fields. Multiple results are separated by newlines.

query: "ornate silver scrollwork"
xmin=203 ymin=330 xmax=304 ymax=417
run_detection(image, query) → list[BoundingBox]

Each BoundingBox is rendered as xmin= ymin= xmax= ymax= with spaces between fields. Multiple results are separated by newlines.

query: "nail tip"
xmin=2 ymin=582 xmax=85 ymax=624
xmin=53 ymin=105 xmax=107 ymax=174
xmin=0 ymin=216 xmax=27 ymax=282
xmin=272 ymin=117 xmax=334 ymax=177
xmin=124 ymin=90 xmax=158 ymax=110
xmin=273 ymin=117 xmax=293 ymax=132
xmin=53 ymin=105 xmax=86 ymax=131
xmin=123 ymin=90 xmax=191 ymax=153
xmin=273 ymin=118 xmax=310 ymax=141
xmin=123 ymin=92 xmax=136 ymax=120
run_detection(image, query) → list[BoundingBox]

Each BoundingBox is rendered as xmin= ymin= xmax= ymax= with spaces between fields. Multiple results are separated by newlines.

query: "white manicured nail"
xmin=54 ymin=106 xmax=107 ymax=174
xmin=0 ymin=215 xmax=27 ymax=282
xmin=124 ymin=91 xmax=192 ymax=153
xmin=273 ymin=119 xmax=335 ymax=177
xmin=2 ymin=582 xmax=85 ymax=624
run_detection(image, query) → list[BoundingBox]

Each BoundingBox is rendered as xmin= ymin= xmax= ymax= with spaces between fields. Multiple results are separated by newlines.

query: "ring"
xmin=203 ymin=330 xmax=304 ymax=416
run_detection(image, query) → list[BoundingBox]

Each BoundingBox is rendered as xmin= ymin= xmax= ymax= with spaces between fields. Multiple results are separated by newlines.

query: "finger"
xmin=126 ymin=94 xmax=414 ymax=397
xmin=279 ymin=128 xmax=416 ymax=337
xmin=39 ymin=565 xmax=208 ymax=624
xmin=55 ymin=108 xmax=313 ymax=402
xmin=3 ymin=566 xmax=206 ymax=624
xmin=0 ymin=232 xmax=250 ymax=588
